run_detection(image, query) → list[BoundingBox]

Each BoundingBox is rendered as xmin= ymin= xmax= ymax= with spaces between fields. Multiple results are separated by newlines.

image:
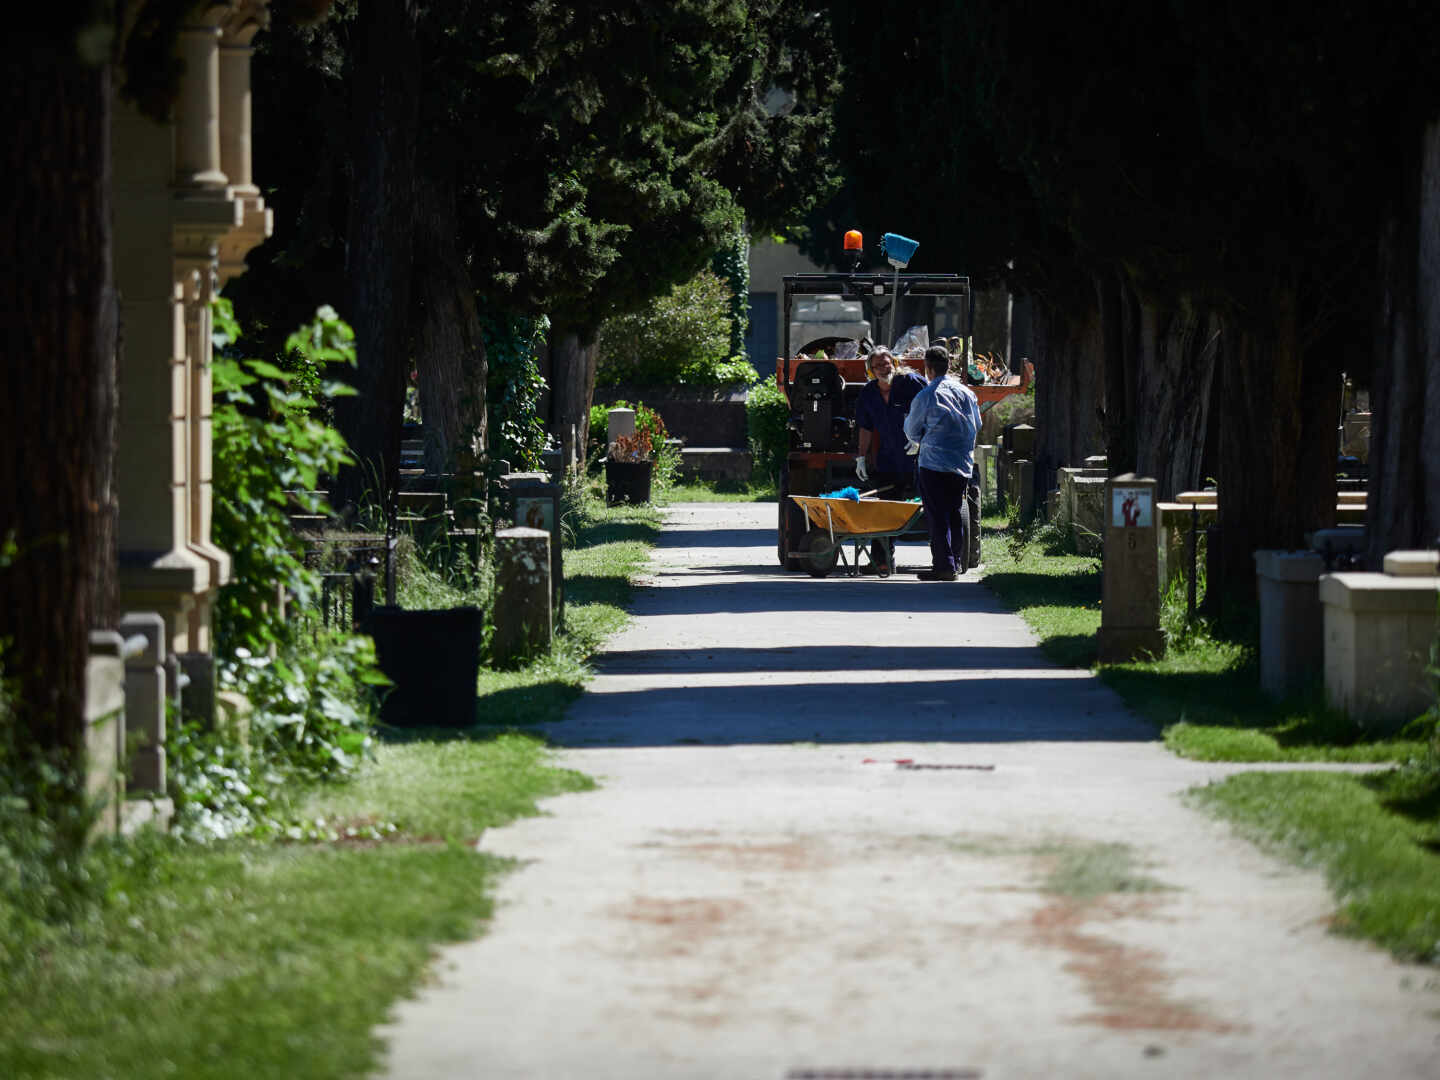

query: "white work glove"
xmin=905 ymin=440 xmax=921 ymax=456
xmin=854 ymin=455 xmax=869 ymax=483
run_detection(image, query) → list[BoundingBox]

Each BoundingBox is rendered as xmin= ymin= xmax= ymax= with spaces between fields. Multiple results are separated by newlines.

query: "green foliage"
xmin=710 ymin=230 xmax=750 ymax=360
xmin=745 ymin=376 xmax=790 ymax=483
xmin=201 ymin=301 xmax=382 ymax=838
xmin=0 ymin=655 xmax=105 ymax=934
xmin=482 ymin=308 xmax=548 ymax=471
xmin=211 ymin=299 xmax=356 ymax=655
xmin=597 ymin=269 xmax=757 ymax=387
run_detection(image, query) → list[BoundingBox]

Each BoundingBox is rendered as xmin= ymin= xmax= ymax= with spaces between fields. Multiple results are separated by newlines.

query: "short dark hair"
xmin=923 ymin=345 xmax=950 ymax=375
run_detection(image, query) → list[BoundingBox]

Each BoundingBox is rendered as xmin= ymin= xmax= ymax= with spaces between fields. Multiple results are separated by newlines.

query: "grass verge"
xmin=0 ymin=735 xmax=592 ymax=1080
xmin=1190 ymin=768 xmax=1440 ymax=963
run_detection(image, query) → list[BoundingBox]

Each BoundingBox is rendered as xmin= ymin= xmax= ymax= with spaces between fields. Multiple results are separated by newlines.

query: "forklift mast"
xmin=781 ymin=273 xmax=974 ymax=389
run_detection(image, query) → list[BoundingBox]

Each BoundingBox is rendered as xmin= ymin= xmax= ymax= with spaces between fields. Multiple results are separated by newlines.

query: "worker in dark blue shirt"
xmin=854 ymin=347 xmax=925 ymax=495
xmin=853 ymin=347 xmax=926 ymax=572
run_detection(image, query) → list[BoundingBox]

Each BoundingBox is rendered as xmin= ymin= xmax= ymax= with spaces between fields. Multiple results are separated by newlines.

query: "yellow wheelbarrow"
xmin=787 ymin=495 xmax=926 ymax=578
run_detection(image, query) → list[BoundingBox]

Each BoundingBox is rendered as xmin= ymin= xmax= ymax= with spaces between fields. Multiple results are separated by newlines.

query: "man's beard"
xmin=876 ymin=373 xmax=893 ymax=388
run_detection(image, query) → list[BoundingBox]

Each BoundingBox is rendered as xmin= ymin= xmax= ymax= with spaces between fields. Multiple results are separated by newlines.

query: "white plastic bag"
xmin=892 ymin=324 xmax=929 ymax=357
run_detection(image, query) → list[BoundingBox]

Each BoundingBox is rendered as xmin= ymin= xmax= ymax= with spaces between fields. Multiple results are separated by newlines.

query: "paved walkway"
xmin=380 ymin=503 xmax=1440 ymax=1079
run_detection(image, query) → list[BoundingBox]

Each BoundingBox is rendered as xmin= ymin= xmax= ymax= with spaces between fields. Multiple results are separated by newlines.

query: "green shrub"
xmin=597 ymin=269 xmax=757 ymax=387
xmin=745 ymin=377 xmax=790 ymax=484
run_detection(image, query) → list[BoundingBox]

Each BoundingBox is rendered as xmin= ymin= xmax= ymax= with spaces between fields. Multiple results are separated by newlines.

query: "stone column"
xmin=217 ymin=3 xmax=274 ymax=286
xmin=114 ymin=95 xmax=211 ymax=657
xmin=174 ymin=12 xmax=228 ymax=191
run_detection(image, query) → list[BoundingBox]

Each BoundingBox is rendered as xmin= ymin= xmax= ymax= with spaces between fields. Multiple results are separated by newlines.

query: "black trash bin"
xmin=605 ymin=459 xmax=653 ymax=505
xmin=362 ymin=606 xmax=482 ymax=727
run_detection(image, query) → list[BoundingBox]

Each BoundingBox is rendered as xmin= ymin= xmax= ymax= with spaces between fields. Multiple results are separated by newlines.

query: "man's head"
xmin=867 ymin=347 xmax=896 ymax=386
xmin=923 ymin=345 xmax=951 ymax=380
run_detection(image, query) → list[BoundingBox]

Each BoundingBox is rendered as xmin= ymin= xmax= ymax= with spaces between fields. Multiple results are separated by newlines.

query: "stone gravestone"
xmin=494 ymin=527 xmax=553 ymax=663
xmin=607 ymin=407 xmax=637 ymax=444
xmin=1097 ymin=473 xmax=1165 ymax=662
xmin=504 ymin=471 xmax=563 ymax=622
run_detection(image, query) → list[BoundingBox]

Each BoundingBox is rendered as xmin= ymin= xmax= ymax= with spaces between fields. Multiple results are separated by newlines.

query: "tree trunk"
xmin=1214 ymin=280 xmax=1341 ymax=598
xmin=1032 ymin=295 xmax=1105 ymax=498
xmin=550 ymin=328 xmax=599 ymax=471
xmin=1133 ymin=297 xmax=1221 ymax=500
xmin=1368 ymin=118 xmax=1440 ymax=565
xmin=1097 ymin=269 xmax=1138 ymax=476
xmin=333 ymin=0 xmax=420 ymax=514
xmin=0 ymin=43 xmax=117 ymax=822
xmin=412 ymin=169 xmax=487 ymax=477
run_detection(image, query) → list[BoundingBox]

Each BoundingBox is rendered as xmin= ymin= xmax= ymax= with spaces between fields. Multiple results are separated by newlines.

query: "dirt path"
xmin=379 ymin=503 xmax=1440 ymax=1079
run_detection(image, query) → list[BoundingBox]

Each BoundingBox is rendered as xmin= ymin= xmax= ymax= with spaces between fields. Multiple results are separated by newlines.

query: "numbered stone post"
xmin=1097 ymin=473 xmax=1165 ymax=662
xmin=494 ymin=527 xmax=553 ymax=663
xmin=120 ymin=612 xmax=167 ymax=794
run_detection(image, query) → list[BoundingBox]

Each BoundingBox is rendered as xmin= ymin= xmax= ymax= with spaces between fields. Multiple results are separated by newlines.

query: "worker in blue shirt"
xmin=854 ymin=347 xmax=926 ymax=572
xmin=904 ymin=344 xmax=982 ymax=580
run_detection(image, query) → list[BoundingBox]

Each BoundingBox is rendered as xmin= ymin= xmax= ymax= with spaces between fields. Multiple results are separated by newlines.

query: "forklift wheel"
xmin=800 ymin=531 xmax=840 ymax=578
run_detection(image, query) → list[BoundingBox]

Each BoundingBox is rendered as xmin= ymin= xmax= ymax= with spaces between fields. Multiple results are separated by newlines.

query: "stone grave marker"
xmin=1097 ymin=473 xmax=1165 ymax=662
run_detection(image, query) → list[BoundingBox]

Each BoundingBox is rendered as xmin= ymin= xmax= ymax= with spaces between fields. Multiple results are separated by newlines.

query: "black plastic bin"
xmin=605 ymin=459 xmax=653 ymax=505
xmin=362 ymin=606 xmax=482 ymax=727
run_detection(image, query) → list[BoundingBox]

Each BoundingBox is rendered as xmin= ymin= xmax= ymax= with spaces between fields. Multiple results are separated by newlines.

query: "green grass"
xmin=659 ymin=478 xmax=776 ymax=503
xmin=979 ymin=515 xmax=1433 ymax=763
xmin=0 ymin=735 xmax=592 ymax=1080
xmin=1191 ymin=768 xmax=1440 ymax=963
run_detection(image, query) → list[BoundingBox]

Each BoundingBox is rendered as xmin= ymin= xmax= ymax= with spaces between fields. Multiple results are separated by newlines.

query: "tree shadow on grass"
xmin=983 ymin=568 xmax=1100 ymax=611
xmin=1040 ymin=633 xmax=1098 ymax=669
xmin=371 ymin=679 xmax=580 ymax=744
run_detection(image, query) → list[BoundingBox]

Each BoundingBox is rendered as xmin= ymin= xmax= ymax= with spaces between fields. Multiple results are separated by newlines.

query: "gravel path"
xmin=379 ymin=503 xmax=1440 ymax=1079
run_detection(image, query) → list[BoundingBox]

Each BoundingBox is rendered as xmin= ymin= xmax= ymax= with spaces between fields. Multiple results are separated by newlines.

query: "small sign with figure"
xmin=1112 ymin=486 xmax=1153 ymax=528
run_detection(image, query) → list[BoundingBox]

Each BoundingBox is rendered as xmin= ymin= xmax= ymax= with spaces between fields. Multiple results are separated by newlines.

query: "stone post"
xmin=1254 ymin=550 xmax=1327 ymax=699
xmin=86 ymin=631 xmax=128 ymax=839
xmin=493 ymin=528 xmax=553 ymax=663
xmin=1097 ymin=474 xmax=1165 ymax=662
xmin=1015 ymin=459 xmax=1035 ymax=523
xmin=120 ymin=612 xmax=168 ymax=794
xmin=505 ymin=472 xmax=564 ymax=622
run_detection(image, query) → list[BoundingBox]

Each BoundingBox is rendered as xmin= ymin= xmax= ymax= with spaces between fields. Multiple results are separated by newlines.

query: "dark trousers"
xmin=918 ymin=466 xmax=971 ymax=574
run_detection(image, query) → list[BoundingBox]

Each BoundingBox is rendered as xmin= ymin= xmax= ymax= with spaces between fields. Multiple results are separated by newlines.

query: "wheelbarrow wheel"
xmin=800 ymin=530 xmax=840 ymax=577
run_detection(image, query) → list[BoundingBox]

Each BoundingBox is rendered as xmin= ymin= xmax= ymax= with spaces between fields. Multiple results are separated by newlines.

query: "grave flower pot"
xmin=605 ymin=459 xmax=653 ymax=506
xmin=362 ymin=605 xmax=482 ymax=727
